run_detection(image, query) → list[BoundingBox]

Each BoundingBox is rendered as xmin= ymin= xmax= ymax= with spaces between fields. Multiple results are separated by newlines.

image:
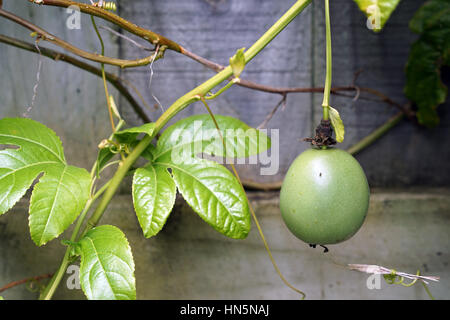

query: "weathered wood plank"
xmin=0 ymin=1 xmax=121 ymax=171
xmin=118 ymin=0 xmax=313 ymax=183
xmin=312 ymin=0 xmax=450 ymax=186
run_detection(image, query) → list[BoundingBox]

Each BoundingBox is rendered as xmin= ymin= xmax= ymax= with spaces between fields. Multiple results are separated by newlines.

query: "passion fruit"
xmin=280 ymin=148 xmax=369 ymax=245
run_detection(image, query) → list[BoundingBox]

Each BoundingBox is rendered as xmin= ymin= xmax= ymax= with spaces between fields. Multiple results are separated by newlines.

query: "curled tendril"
xmin=383 ymin=269 xmax=420 ymax=287
xmin=26 ymin=279 xmax=46 ymax=293
xmin=98 ymin=139 xmax=125 ymax=154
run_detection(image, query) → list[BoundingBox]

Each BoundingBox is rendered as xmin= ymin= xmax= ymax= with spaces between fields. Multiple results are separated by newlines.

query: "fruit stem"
xmin=321 ymin=0 xmax=332 ymax=121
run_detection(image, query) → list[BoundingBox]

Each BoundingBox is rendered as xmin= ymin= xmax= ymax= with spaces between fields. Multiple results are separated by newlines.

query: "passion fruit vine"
xmin=280 ymin=147 xmax=370 ymax=246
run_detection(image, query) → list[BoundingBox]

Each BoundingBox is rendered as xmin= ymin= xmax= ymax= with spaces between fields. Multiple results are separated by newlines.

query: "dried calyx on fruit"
xmin=303 ymin=119 xmax=336 ymax=147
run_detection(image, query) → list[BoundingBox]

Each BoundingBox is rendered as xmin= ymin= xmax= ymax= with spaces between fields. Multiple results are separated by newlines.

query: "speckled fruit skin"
xmin=280 ymin=148 xmax=370 ymax=245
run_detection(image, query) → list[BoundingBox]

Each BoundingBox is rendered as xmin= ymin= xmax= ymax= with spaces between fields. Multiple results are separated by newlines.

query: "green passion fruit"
xmin=280 ymin=148 xmax=369 ymax=245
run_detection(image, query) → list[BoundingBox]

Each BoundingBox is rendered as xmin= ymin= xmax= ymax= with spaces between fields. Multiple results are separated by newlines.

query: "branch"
xmin=28 ymin=0 xmax=181 ymax=51
xmin=347 ymin=112 xmax=405 ymax=155
xmin=14 ymin=0 xmax=413 ymax=119
xmin=21 ymin=0 xmax=412 ymax=115
xmin=0 ymin=33 xmax=153 ymax=123
xmin=0 ymin=8 xmax=158 ymax=68
xmin=0 ymin=273 xmax=53 ymax=293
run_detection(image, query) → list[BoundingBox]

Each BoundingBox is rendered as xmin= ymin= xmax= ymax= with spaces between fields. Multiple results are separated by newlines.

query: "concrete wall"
xmin=1 ymin=190 xmax=449 ymax=300
xmin=0 ymin=0 xmax=449 ymax=300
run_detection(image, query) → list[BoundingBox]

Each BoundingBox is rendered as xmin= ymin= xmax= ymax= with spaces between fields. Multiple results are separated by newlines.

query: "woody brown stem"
xmin=0 ymin=8 xmax=157 ymax=68
xmin=27 ymin=0 xmax=181 ymax=52
xmin=0 ymin=273 xmax=53 ymax=293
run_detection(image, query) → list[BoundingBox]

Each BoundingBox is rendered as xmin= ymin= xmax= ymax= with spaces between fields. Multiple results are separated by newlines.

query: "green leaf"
xmin=95 ymin=147 xmax=116 ymax=178
xmin=328 ymin=106 xmax=345 ymax=143
xmin=0 ymin=118 xmax=90 ymax=246
xmin=409 ymin=0 xmax=450 ymax=37
xmin=114 ymin=123 xmax=155 ymax=144
xmin=138 ymin=114 xmax=266 ymax=239
xmin=230 ymin=47 xmax=246 ymax=78
xmin=132 ymin=165 xmax=176 ymax=238
xmin=153 ymin=114 xmax=270 ymax=161
xmin=405 ymin=42 xmax=447 ymax=127
xmin=76 ymin=225 xmax=136 ymax=300
xmin=353 ymin=0 xmax=401 ymax=32
xmin=155 ymin=156 xmax=250 ymax=239
xmin=404 ymin=0 xmax=450 ymax=127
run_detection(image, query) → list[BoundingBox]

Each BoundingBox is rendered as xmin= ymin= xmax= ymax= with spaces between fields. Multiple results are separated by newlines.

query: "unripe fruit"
xmin=280 ymin=148 xmax=369 ymax=245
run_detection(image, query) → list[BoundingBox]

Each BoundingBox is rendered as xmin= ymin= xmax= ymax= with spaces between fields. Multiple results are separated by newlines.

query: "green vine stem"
xmin=39 ymin=120 xmax=124 ymax=300
xmin=29 ymin=0 xmax=181 ymax=52
xmin=90 ymin=15 xmax=116 ymax=132
xmin=347 ymin=112 xmax=404 ymax=155
xmin=39 ymin=0 xmax=312 ymax=300
xmin=321 ymin=0 xmax=332 ymax=121
xmin=82 ymin=0 xmax=312 ymax=235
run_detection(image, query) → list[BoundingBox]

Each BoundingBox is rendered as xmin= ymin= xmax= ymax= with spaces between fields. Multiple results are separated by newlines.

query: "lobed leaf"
xmin=0 ymin=118 xmax=90 ymax=246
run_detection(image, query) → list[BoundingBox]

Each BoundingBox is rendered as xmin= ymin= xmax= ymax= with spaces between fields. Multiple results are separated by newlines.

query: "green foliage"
xmin=114 ymin=123 xmax=155 ymax=144
xmin=0 ymin=118 xmax=90 ymax=246
xmin=152 ymin=114 xmax=270 ymax=160
xmin=158 ymin=156 xmax=251 ymax=239
xmin=133 ymin=165 xmax=176 ymax=238
xmin=353 ymin=0 xmax=401 ymax=31
xmin=328 ymin=106 xmax=345 ymax=143
xmin=405 ymin=0 xmax=450 ymax=127
xmin=95 ymin=147 xmax=116 ymax=177
xmin=230 ymin=47 xmax=246 ymax=78
xmin=75 ymin=225 xmax=136 ymax=300
xmin=132 ymin=114 xmax=270 ymax=239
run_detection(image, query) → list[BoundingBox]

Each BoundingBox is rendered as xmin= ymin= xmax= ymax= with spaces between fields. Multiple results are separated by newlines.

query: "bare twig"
xmin=0 ymin=8 xmax=157 ymax=68
xmin=0 ymin=34 xmax=153 ymax=123
xmin=257 ymin=94 xmax=287 ymax=129
xmin=0 ymin=273 xmax=53 ymax=293
xmin=16 ymin=0 xmax=414 ymax=119
xmin=99 ymin=25 xmax=154 ymax=52
xmin=27 ymin=0 xmax=181 ymax=52
xmin=7 ymin=1 xmax=412 ymax=118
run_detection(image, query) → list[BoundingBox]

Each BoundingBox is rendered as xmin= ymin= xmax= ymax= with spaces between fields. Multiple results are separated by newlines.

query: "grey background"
xmin=0 ymin=0 xmax=449 ymax=300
